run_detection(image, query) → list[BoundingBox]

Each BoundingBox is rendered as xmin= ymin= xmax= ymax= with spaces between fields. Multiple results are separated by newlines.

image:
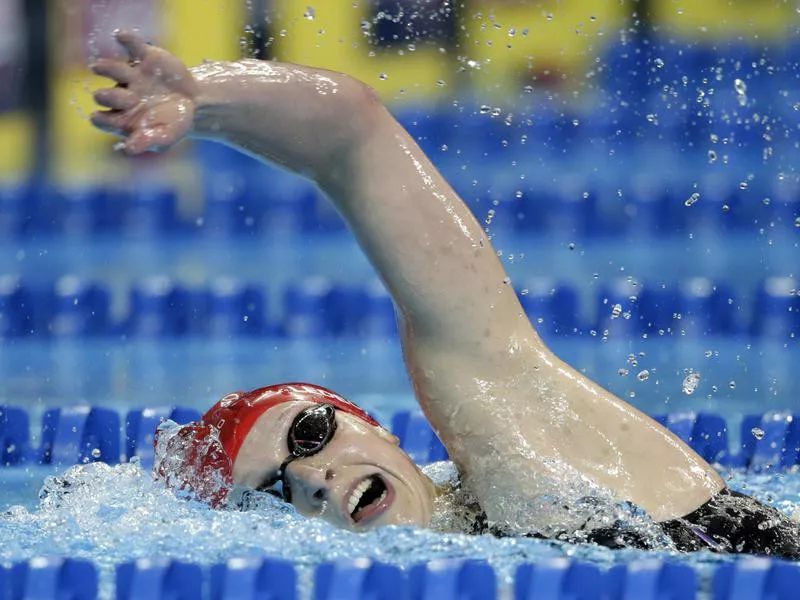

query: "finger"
xmin=90 ymin=58 xmax=137 ymax=84
xmin=90 ymin=110 xmax=128 ymax=135
xmin=93 ymin=87 xmax=139 ymax=111
xmin=114 ymin=29 xmax=150 ymax=62
xmin=123 ymin=127 xmax=172 ymax=155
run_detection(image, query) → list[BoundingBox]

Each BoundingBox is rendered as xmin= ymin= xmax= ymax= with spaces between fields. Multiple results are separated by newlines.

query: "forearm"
xmin=190 ymin=59 xmax=535 ymax=347
xmin=190 ymin=60 xmax=374 ymax=179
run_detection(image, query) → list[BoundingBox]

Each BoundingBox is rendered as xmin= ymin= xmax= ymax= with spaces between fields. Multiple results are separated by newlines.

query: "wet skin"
xmin=232 ymin=402 xmax=437 ymax=530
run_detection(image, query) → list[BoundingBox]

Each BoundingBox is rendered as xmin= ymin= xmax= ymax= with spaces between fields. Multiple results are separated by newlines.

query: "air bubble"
xmin=637 ymin=370 xmax=650 ymax=382
xmin=91 ymin=448 xmax=102 ymax=459
xmin=751 ymin=426 xmax=765 ymax=440
xmin=685 ymin=192 xmax=700 ymax=207
xmin=708 ymin=150 xmax=717 ymax=163
xmin=378 ymin=73 xmax=388 ymax=80
xmin=304 ymin=6 xmax=316 ymax=20
xmin=682 ymin=372 xmax=701 ymax=395
xmin=611 ymin=304 xmax=622 ymax=319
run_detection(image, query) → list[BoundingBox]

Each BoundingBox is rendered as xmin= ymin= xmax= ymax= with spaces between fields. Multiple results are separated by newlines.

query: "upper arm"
xmin=317 ymin=93 xmax=536 ymax=349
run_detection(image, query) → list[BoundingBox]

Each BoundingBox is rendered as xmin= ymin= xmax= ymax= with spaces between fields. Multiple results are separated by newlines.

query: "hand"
xmin=90 ymin=30 xmax=199 ymax=155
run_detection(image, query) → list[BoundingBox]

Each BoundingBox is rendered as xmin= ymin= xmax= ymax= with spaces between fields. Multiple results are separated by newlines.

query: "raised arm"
xmin=91 ymin=30 xmax=536 ymax=352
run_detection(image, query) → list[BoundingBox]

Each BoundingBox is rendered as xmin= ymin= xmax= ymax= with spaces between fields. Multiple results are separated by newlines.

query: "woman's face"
xmin=231 ymin=401 xmax=437 ymax=530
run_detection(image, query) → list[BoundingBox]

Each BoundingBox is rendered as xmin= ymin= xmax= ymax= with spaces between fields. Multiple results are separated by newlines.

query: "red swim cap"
xmin=153 ymin=383 xmax=380 ymax=508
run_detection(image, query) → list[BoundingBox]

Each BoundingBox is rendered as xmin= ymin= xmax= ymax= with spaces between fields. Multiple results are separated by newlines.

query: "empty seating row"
xmin=2 ymin=169 xmax=797 ymax=238
xmin=1 ymin=404 xmax=800 ymax=471
xmin=3 ymin=555 xmax=799 ymax=599
xmin=0 ymin=275 xmax=798 ymax=339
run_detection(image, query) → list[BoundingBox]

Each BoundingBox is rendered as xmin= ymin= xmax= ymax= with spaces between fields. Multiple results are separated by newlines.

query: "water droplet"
xmin=637 ymin=370 xmax=650 ymax=382
xmin=91 ymin=448 xmax=102 ymax=458
xmin=685 ymin=192 xmax=701 ymax=207
xmin=751 ymin=426 xmax=765 ymax=440
xmin=794 ymin=217 xmax=800 ymax=228
xmin=437 ymin=79 xmax=446 ymax=87
xmin=618 ymin=368 xmax=629 ymax=376
xmin=304 ymin=6 xmax=315 ymax=20
xmin=378 ymin=72 xmax=388 ymax=80
xmin=654 ymin=57 xmax=664 ymax=68
xmin=568 ymin=242 xmax=576 ymax=250
xmin=708 ymin=150 xmax=717 ymax=163
xmin=611 ymin=304 xmax=622 ymax=319
xmin=722 ymin=204 xmax=730 ymax=213
xmin=739 ymin=182 xmax=749 ymax=190
xmin=508 ymin=27 xmax=516 ymax=37
xmin=729 ymin=380 xmax=737 ymax=390
xmin=523 ymin=85 xmax=534 ymax=94
xmin=479 ymin=105 xmax=491 ymax=114
xmin=734 ymin=78 xmax=747 ymax=95
xmin=682 ymin=372 xmax=701 ymax=395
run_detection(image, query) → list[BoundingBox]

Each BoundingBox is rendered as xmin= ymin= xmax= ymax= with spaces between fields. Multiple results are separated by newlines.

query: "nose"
xmin=284 ymin=461 xmax=333 ymax=511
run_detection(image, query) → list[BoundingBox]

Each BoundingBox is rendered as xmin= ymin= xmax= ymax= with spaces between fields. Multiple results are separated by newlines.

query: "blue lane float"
xmin=2 ymin=556 xmax=800 ymax=599
xmin=39 ymin=406 xmax=120 ymax=467
xmin=211 ymin=557 xmax=296 ymax=600
xmin=410 ymin=559 xmax=496 ymax=600
xmin=713 ymin=558 xmax=800 ymax=600
xmin=124 ymin=407 xmax=201 ymax=467
xmin=514 ymin=558 xmax=604 ymax=600
xmin=606 ymin=560 xmax=696 ymax=600
xmin=0 ymin=275 xmax=796 ymax=339
xmin=315 ymin=559 xmax=405 ymax=600
xmin=4 ymin=406 xmax=800 ymax=471
xmin=117 ymin=559 xmax=202 ymax=600
xmin=9 ymin=557 xmax=98 ymax=600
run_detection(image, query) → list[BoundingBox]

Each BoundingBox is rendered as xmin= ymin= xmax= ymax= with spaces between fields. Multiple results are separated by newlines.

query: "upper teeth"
xmin=347 ymin=478 xmax=373 ymax=514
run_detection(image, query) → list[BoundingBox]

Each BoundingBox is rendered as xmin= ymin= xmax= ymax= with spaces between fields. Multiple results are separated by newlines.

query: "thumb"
xmin=122 ymin=126 xmax=173 ymax=155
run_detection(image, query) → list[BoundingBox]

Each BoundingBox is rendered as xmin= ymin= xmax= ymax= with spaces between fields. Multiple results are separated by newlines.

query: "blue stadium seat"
xmin=205 ymin=278 xmax=266 ymax=337
xmin=678 ymin=279 xmax=739 ymax=336
xmin=751 ymin=277 xmax=800 ymax=341
xmin=127 ymin=277 xmax=193 ymax=337
xmin=514 ymin=559 xmax=603 ymax=600
xmin=0 ymin=275 xmax=34 ymax=337
xmin=315 ymin=559 xmax=405 ymax=600
xmin=10 ymin=557 xmax=97 ymax=600
xmin=117 ymin=559 xmax=202 ymax=600
xmin=120 ymin=183 xmax=178 ymax=235
xmin=713 ymin=558 xmax=800 ymax=600
xmin=0 ymin=406 xmax=28 ymax=465
xmin=211 ymin=557 xmax=296 ymax=600
xmin=39 ymin=406 xmax=120 ymax=466
xmin=410 ymin=559 xmax=496 ymax=600
xmin=125 ymin=406 xmax=202 ymax=467
xmin=652 ymin=413 xmax=729 ymax=465
xmin=595 ymin=279 xmax=644 ymax=338
xmin=738 ymin=412 xmax=800 ymax=471
xmin=606 ymin=560 xmax=696 ymax=600
xmin=324 ymin=284 xmax=367 ymax=337
xmin=282 ymin=277 xmax=333 ymax=337
xmin=519 ymin=280 xmax=581 ymax=337
xmin=391 ymin=411 xmax=448 ymax=464
xmin=48 ymin=276 xmax=110 ymax=337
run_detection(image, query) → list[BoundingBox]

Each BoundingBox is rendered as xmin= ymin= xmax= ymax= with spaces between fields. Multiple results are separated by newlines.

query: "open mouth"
xmin=345 ymin=474 xmax=393 ymax=525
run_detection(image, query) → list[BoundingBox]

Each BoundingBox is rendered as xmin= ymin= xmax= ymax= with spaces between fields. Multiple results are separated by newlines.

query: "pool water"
xmin=1 ymin=457 xmax=799 ymax=599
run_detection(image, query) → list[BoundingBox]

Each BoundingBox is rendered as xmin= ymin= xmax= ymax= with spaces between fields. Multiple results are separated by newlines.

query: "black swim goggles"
xmin=256 ymin=403 xmax=337 ymax=504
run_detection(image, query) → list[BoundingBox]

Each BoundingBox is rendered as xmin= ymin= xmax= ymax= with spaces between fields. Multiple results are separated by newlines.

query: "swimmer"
xmin=91 ymin=30 xmax=800 ymax=557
